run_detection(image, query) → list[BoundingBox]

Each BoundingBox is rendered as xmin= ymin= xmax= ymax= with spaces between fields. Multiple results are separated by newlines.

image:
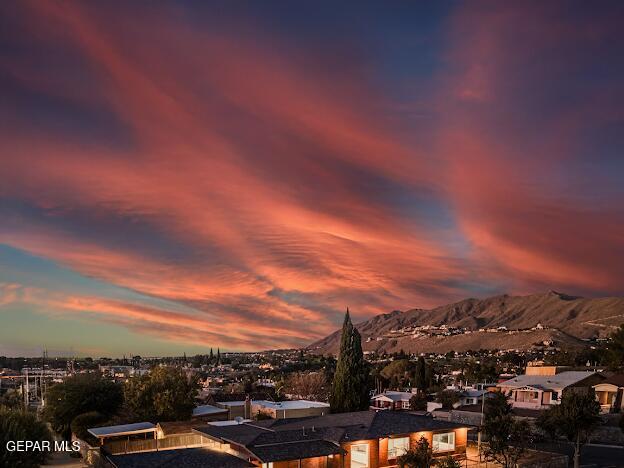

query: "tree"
xmin=537 ymin=391 xmax=601 ymax=468
xmin=409 ymin=392 xmax=428 ymax=411
xmin=0 ymin=408 xmax=53 ymax=468
xmin=606 ymin=324 xmax=624 ymax=369
xmin=44 ymin=373 xmax=123 ymax=438
xmin=435 ymin=390 xmax=459 ymax=410
xmin=397 ymin=436 xmax=433 ymax=468
xmin=414 ymin=356 xmax=427 ymax=392
xmin=0 ymin=390 xmax=23 ymax=410
xmin=124 ymin=366 xmax=199 ymax=422
xmin=482 ymin=392 xmax=530 ymax=468
xmin=284 ymin=372 xmax=328 ymax=401
xmin=70 ymin=411 xmax=108 ymax=446
xmin=329 ymin=309 xmax=370 ymax=413
xmin=381 ymin=359 xmax=413 ymax=389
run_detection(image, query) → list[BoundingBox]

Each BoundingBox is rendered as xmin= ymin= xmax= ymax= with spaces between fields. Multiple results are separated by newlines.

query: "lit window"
xmin=432 ymin=432 xmax=455 ymax=452
xmin=350 ymin=443 xmax=369 ymax=468
xmin=261 ymin=463 xmax=273 ymax=468
xmin=388 ymin=437 xmax=410 ymax=458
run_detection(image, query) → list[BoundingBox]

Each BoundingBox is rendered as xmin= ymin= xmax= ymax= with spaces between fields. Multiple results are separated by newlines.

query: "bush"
xmin=71 ymin=411 xmax=108 ymax=446
xmin=0 ymin=408 xmax=53 ymax=468
xmin=435 ymin=456 xmax=461 ymax=468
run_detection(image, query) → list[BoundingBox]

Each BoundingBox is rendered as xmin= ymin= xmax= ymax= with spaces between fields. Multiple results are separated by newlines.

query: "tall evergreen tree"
xmin=329 ymin=308 xmax=369 ymax=413
xmin=414 ymin=356 xmax=427 ymax=392
xmin=209 ymin=348 xmax=214 ymax=361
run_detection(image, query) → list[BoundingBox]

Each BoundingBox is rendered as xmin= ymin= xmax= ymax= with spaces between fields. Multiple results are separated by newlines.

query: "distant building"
xmin=215 ymin=397 xmax=330 ymax=420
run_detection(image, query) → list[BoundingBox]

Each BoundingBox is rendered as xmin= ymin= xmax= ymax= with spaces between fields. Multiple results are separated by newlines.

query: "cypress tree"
xmin=329 ymin=308 xmax=370 ymax=413
xmin=415 ymin=356 xmax=427 ymax=392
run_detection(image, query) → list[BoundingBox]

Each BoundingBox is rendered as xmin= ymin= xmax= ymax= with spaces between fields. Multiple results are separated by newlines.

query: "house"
xmin=593 ymin=374 xmax=624 ymax=413
xmin=497 ymin=368 xmax=604 ymax=410
xmin=195 ymin=410 xmax=471 ymax=467
xmin=370 ymin=391 xmax=415 ymax=410
xmin=457 ymin=388 xmax=490 ymax=407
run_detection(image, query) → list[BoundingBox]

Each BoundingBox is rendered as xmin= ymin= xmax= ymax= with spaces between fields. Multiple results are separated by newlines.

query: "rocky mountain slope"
xmin=307 ymin=291 xmax=624 ymax=355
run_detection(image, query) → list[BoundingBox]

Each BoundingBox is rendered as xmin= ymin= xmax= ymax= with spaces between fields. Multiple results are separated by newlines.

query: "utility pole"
xmin=477 ymin=390 xmax=486 ymax=462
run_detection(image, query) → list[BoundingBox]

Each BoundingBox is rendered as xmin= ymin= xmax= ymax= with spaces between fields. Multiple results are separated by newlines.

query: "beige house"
xmin=593 ymin=374 xmax=624 ymax=413
xmin=497 ymin=367 xmax=604 ymax=410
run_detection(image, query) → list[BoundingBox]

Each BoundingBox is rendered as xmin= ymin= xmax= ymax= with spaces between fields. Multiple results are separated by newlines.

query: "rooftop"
xmin=195 ymin=410 xmax=469 ymax=463
xmin=498 ymin=371 xmax=600 ymax=390
xmin=192 ymin=404 xmax=228 ymax=417
xmin=106 ymin=447 xmax=254 ymax=468
xmin=254 ymin=399 xmax=330 ymax=410
xmin=371 ymin=391 xmax=414 ymax=402
xmin=88 ymin=422 xmax=156 ymax=438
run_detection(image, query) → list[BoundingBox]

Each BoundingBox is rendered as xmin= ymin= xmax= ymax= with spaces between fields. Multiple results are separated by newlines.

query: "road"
xmin=532 ymin=441 xmax=624 ymax=467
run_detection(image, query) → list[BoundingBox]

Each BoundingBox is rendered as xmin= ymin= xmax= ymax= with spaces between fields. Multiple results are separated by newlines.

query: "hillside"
xmin=307 ymin=291 xmax=624 ymax=355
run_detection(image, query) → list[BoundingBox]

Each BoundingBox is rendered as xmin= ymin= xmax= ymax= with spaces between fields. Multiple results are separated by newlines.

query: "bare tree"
xmin=284 ymin=372 xmax=328 ymax=401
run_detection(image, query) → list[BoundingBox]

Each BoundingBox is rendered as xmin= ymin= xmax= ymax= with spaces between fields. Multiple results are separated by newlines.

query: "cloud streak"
xmin=0 ymin=1 xmax=622 ymax=353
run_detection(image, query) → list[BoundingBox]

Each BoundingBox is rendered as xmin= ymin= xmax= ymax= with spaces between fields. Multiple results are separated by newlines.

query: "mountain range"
xmin=307 ymin=291 xmax=624 ymax=355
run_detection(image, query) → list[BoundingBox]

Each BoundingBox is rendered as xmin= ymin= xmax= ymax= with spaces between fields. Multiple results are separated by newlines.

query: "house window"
xmin=402 ymin=400 xmax=411 ymax=409
xmin=261 ymin=464 xmax=273 ymax=468
xmin=388 ymin=436 xmax=410 ymax=458
xmin=432 ymin=432 xmax=455 ymax=452
xmin=350 ymin=443 xmax=369 ymax=468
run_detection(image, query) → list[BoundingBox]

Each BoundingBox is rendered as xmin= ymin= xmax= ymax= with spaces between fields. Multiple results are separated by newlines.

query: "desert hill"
xmin=308 ymin=291 xmax=624 ymax=355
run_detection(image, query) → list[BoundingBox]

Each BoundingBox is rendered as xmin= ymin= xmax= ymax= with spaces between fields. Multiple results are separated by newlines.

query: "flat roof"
xmin=498 ymin=371 xmax=598 ymax=390
xmin=254 ymin=400 xmax=330 ymax=410
xmin=88 ymin=422 xmax=156 ymax=438
xmin=208 ymin=419 xmax=252 ymax=426
xmin=192 ymin=404 xmax=228 ymax=417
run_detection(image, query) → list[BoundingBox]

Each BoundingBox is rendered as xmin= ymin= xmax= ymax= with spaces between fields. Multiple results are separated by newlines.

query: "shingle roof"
xmin=195 ymin=410 xmax=469 ymax=463
xmin=497 ymin=371 xmax=599 ymax=391
xmin=251 ymin=439 xmax=344 ymax=462
xmin=107 ymin=447 xmax=254 ymax=468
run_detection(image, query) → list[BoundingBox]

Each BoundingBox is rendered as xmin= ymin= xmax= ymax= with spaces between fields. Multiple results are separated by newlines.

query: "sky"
xmin=1 ymin=1 xmax=623 ymax=357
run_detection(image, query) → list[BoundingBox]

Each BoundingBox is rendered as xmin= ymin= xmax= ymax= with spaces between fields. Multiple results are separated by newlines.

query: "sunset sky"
xmin=1 ymin=1 xmax=623 ymax=357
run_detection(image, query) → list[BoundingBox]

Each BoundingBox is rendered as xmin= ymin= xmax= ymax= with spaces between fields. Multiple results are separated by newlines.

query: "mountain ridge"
xmin=307 ymin=291 xmax=624 ymax=355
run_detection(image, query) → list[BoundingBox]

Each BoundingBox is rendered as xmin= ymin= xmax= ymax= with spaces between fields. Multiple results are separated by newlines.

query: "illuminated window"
xmin=350 ymin=443 xmax=369 ymax=468
xmin=432 ymin=432 xmax=455 ymax=452
xmin=388 ymin=436 xmax=410 ymax=458
xmin=261 ymin=463 xmax=273 ymax=468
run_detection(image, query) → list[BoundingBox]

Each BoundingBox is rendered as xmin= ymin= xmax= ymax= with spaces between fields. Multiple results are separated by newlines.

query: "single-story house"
xmin=370 ymin=391 xmax=415 ymax=410
xmin=195 ymin=410 xmax=472 ymax=467
xmin=497 ymin=370 xmax=604 ymax=410
xmin=593 ymin=374 xmax=624 ymax=413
